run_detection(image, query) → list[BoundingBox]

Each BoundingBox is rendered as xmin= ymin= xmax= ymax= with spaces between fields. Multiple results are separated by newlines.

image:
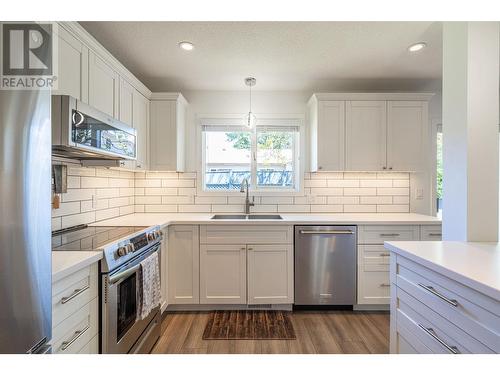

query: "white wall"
xmin=182 ymin=90 xmax=310 ymax=172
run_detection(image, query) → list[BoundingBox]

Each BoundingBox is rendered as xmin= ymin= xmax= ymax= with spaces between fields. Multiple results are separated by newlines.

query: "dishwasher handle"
xmin=299 ymin=230 xmax=354 ymax=235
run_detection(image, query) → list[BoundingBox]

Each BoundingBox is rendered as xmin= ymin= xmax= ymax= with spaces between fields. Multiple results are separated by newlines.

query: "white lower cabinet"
xmin=51 ymin=262 xmax=99 ymax=354
xmin=247 ymin=244 xmax=294 ymax=304
xmin=167 ymin=225 xmax=200 ymax=304
xmin=357 ymin=224 xmax=441 ymax=307
xmin=200 ymin=244 xmax=247 ymax=304
xmin=160 ymin=225 xmax=168 ymax=312
xmin=196 ymin=225 xmax=294 ymax=306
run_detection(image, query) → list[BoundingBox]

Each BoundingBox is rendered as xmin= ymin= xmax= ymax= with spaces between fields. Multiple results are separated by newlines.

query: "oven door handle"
xmin=109 ymin=264 xmax=141 ymax=284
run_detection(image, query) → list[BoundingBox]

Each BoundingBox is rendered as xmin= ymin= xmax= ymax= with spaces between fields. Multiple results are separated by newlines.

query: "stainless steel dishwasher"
xmin=295 ymin=225 xmax=356 ymax=306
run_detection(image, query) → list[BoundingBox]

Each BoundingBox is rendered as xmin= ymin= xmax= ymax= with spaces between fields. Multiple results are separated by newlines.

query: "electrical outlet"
xmin=415 ymin=188 xmax=424 ymax=200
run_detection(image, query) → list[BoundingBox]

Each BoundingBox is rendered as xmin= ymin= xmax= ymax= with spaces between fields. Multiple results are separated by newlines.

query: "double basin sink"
xmin=211 ymin=214 xmax=283 ymax=220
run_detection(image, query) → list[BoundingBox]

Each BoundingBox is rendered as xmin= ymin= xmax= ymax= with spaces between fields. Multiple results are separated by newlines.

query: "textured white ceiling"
xmin=79 ymin=21 xmax=442 ymax=92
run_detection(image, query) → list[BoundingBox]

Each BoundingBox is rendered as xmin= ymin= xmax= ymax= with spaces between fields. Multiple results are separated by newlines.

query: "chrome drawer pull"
xmin=379 ymin=253 xmax=391 ymax=257
xmin=379 ymin=233 xmax=400 ymax=237
xmin=428 ymin=233 xmax=442 ymax=237
xmin=61 ymin=326 xmax=89 ymax=351
xmin=418 ymin=324 xmax=460 ymax=354
xmin=300 ymin=230 xmax=354 ymax=235
xmin=380 ymin=283 xmax=390 ymax=287
xmin=61 ymin=285 xmax=90 ymax=304
xmin=418 ymin=283 xmax=458 ymax=307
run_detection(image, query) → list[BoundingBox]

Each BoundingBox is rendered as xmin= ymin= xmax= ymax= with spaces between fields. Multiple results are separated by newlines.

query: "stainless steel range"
xmin=52 ymin=224 xmax=162 ymax=354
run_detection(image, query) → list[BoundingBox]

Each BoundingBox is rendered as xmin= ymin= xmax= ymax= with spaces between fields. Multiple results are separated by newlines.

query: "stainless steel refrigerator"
xmin=0 ymin=89 xmax=52 ymax=353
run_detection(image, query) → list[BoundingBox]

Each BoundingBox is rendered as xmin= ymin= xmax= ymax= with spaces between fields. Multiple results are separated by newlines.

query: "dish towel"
xmin=137 ymin=251 xmax=161 ymax=321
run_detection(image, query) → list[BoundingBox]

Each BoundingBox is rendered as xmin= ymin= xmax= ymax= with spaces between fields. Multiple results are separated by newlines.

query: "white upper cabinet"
xmin=345 ymin=101 xmax=387 ymax=171
xmin=119 ymin=78 xmax=134 ymax=126
xmin=52 ymin=26 xmax=88 ymax=102
xmin=133 ymin=90 xmax=150 ymax=170
xmin=308 ymin=97 xmax=345 ymax=171
xmin=308 ymin=93 xmax=433 ymax=172
xmin=387 ymin=101 xmax=428 ymax=171
xmin=150 ymin=93 xmax=187 ymax=172
xmin=88 ymin=51 xmax=119 ymax=118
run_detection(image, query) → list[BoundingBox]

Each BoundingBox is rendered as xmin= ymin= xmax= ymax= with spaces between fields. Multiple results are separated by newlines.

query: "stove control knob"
xmin=117 ymin=246 xmax=127 ymax=257
xmin=126 ymin=243 xmax=135 ymax=254
xmin=147 ymin=232 xmax=154 ymax=241
xmin=155 ymin=230 xmax=162 ymax=239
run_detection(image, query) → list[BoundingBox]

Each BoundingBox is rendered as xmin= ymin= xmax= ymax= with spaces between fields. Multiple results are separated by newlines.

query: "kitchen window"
xmin=200 ymin=119 xmax=301 ymax=193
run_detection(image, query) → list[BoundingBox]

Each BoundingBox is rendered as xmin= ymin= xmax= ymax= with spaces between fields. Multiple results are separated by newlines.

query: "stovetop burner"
xmin=52 ymin=224 xmax=148 ymax=251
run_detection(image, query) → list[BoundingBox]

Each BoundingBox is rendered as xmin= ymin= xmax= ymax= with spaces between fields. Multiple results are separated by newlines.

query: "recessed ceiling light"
xmin=408 ymin=42 xmax=427 ymax=53
xmin=178 ymin=41 xmax=194 ymax=51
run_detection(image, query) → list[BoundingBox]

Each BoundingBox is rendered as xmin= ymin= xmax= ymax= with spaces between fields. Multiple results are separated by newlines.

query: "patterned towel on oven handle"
xmin=137 ymin=250 xmax=161 ymax=321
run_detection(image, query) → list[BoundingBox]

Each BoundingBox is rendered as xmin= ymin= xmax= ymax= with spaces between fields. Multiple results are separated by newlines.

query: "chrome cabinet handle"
xmin=247 ymin=247 xmax=253 ymax=251
xmin=380 ymin=283 xmax=390 ymax=287
xmin=418 ymin=324 xmax=460 ymax=354
xmin=428 ymin=233 xmax=442 ymax=237
xmin=418 ymin=283 xmax=458 ymax=307
xmin=379 ymin=253 xmax=390 ymax=257
xmin=380 ymin=233 xmax=400 ymax=237
xmin=61 ymin=285 xmax=89 ymax=304
xmin=61 ymin=326 xmax=89 ymax=351
xmin=300 ymin=230 xmax=354 ymax=235
xmin=240 ymin=247 xmax=246 ymax=250
xmin=382 ymin=166 xmax=387 ymax=170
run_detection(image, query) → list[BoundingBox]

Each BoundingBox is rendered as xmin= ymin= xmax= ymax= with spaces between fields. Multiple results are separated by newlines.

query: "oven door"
xmin=102 ymin=243 xmax=160 ymax=354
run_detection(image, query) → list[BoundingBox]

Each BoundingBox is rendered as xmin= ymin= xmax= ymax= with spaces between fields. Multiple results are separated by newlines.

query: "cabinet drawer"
xmin=396 ymin=286 xmax=493 ymax=353
xmin=420 ymin=225 xmax=442 ymax=241
xmin=357 ymin=270 xmax=390 ymax=304
xmin=52 ymin=263 xmax=98 ymax=327
xmin=396 ymin=255 xmax=500 ymax=352
xmin=200 ymin=225 xmax=292 ymax=244
xmin=360 ymin=245 xmax=390 ymax=271
xmin=51 ymin=297 xmax=98 ymax=354
xmin=358 ymin=225 xmax=419 ymax=244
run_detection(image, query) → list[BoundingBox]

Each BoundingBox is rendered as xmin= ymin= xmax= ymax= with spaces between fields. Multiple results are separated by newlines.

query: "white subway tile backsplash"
xmin=135 ymin=179 xmax=161 ymax=187
xmin=377 ymin=204 xmax=410 ymax=213
xmin=344 ymin=188 xmax=376 ymax=196
xmin=327 ymin=196 xmax=359 ymax=205
xmin=310 ymin=205 xmax=343 ymax=213
xmin=261 ymin=196 xmax=294 ymax=204
xmin=360 ymin=196 xmax=393 ymax=205
xmin=377 ymin=187 xmax=410 ymax=196
xmin=310 ymin=187 xmax=343 ymax=196
xmin=327 ymin=179 xmax=360 ymax=188
xmin=163 ymin=195 xmax=195 ymax=204
xmin=81 ymin=177 xmax=109 ymax=188
xmin=161 ymin=179 xmax=195 ymax=188
xmin=278 ymin=204 xmax=310 ymax=213
xmin=359 ymin=179 xmax=393 ymax=188
xmin=52 ymin=166 xmax=413 ymax=229
xmin=344 ymin=204 xmax=377 ymax=213
xmin=178 ymin=204 xmax=211 ymax=213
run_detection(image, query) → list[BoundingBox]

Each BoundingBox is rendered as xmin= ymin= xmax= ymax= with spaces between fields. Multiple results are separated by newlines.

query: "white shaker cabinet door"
xmin=133 ymin=90 xmax=150 ymax=170
xmin=247 ymin=244 xmax=293 ymax=304
xmin=316 ymin=100 xmax=345 ymax=171
xmin=167 ymin=225 xmax=200 ymax=304
xmin=88 ymin=51 xmax=119 ymax=118
xmin=387 ymin=101 xmax=428 ymax=171
xmin=53 ymin=26 xmax=88 ymax=102
xmin=345 ymin=100 xmax=387 ymax=171
xmin=200 ymin=244 xmax=247 ymax=304
xmin=119 ymin=78 xmax=134 ymax=126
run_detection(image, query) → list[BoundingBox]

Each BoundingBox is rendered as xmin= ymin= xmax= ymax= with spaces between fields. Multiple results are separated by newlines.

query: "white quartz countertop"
xmin=91 ymin=212 xmax=441 ymax=228
xmin=52 ymin=251 xmax=102 ymax=283
xmin=385 ymin=241 xmax=500 ymax=301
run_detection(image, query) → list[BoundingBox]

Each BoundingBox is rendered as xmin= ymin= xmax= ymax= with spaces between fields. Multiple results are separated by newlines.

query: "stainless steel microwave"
xmin=52 ymin=95 xmax=137 ymax=160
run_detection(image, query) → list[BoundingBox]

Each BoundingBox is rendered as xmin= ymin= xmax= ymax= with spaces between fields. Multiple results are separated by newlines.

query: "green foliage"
xmin=436 ymin=132 xmax=443 ymax=199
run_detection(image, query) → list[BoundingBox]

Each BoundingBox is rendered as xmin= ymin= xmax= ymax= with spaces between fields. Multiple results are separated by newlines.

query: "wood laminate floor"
xmin=152 ymin=311 xmax=390 ymax=354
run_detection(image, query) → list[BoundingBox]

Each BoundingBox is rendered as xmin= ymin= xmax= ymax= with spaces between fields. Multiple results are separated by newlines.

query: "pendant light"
xmin=244 ymin=77 xmax=257 ymax=129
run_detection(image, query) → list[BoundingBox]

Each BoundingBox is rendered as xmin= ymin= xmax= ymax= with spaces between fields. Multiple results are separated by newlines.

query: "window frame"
xmin=197 ymin=114 xmax=304 ymax=196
